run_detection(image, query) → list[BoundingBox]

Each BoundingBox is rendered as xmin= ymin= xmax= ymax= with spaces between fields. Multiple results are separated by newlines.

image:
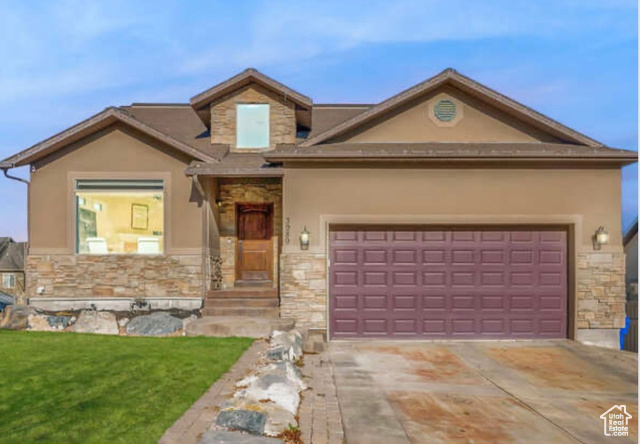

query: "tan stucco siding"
xmin=29 ymin=125 xmax=202 ymax=253
xmin=282 ymin=167 xmax=622 ymax=252
xmin=335 ymin=87 xmax=564 ymax=143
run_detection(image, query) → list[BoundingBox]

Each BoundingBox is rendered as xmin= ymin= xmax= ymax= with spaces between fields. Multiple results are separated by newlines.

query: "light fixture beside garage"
xmin=300 ymin=226 xmax=310 ymax=250
xmin=593 ymin=226 xmax=610 ymax=250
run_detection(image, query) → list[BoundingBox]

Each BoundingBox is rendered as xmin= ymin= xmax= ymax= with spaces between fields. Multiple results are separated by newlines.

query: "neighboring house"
xmin=0 ymin=237 xmax=26 ymax=297
xmin=0 ymin=68 xmax=637 ymax=347
xmin=623 ymin=219 xmax=638 ymax=300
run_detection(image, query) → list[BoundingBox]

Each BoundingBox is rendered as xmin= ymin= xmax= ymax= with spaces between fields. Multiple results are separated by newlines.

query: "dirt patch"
xmin=388 ymin=391 xmax=543 ymax=444
xmin=371 ymin=345 xmax=481 ymax=385
xmin=486 ymin=346 xmax=612 ymax=391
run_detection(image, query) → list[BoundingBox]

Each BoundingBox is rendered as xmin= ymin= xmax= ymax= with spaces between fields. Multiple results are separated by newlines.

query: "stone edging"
xmin=159 ymin=340 xmax=268 ymax=444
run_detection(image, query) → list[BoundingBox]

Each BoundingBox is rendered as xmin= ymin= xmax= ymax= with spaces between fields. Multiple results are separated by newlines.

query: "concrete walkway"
xmin=328 ymin=340 xmax=638 ymax=444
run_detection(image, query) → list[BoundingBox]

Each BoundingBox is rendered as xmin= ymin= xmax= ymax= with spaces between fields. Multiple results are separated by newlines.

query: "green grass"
xmin=0 ymin=331 xmax=253 ymax=444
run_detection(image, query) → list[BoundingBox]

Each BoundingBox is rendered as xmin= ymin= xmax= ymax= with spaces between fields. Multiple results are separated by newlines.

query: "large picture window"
xmin=236 ymin=104 xmax=270 ymax=148
xmin=75 ymin=179 xmax=164 ymax=255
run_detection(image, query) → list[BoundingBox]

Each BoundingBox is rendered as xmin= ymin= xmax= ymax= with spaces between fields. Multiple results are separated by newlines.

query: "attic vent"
xmin=434 ymin=100 xmax=457 ymax=122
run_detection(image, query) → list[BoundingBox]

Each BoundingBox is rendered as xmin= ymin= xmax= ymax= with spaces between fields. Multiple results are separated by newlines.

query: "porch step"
xmin=202 ymin=307 xmax=280 ymax=317
xmin=206 ymin=298 xmax=279 ymax=308
xmin=186 ymin=316 xmax=295 ymax=338
xmin=207 ymin=288 xmax=278 ymax=298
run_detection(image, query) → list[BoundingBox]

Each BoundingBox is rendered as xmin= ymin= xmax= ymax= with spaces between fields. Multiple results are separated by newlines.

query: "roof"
xmin=0 ymin=238 xmax=25 ymax=271
xmin=186 ymin=153 xmax=283 ymax=178
xmin=0 ymin=107 xmax=218 ymax=168
xmin=624 ymin=219 xmax=638 ymax=246
xmin=300 ymin=68 xmax=605 ymax=147
xmin=264 ymin=142 xmax=638 ymax=164
xmin=308 ymin=105 xmax=371 ymax=139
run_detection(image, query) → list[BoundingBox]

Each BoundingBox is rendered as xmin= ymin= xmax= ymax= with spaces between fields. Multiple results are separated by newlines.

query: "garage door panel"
xmin=330 ymin=228 xmax=567 ymax=339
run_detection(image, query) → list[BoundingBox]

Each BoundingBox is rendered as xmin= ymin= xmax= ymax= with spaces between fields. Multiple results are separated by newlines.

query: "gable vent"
xmin=433 ymin=100 xmax=457 ymax=122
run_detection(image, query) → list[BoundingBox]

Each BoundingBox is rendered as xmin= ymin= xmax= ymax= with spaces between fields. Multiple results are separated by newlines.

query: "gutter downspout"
xmin=2 ymin=167 xmax=30 ymax=305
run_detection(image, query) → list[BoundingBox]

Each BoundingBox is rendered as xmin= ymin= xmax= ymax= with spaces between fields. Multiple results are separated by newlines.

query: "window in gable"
xmin=236 ymin=104 xmax=270 ymax=148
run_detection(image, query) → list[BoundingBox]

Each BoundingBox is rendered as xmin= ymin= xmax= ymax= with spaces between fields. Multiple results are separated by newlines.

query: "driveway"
xmin=329 ymin=340 xmax=638 ymax=444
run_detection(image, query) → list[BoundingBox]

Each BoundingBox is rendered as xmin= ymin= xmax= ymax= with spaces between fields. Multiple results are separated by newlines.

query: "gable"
xmin=330 ymin=85 xmax=564 ymax=144
xmin=301 ymin=68 xmax=602 ymax=147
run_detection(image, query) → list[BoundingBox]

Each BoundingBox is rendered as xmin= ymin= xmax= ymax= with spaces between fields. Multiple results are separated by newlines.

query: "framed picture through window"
xmin=131 ymin=203 xmax=149 ymax=230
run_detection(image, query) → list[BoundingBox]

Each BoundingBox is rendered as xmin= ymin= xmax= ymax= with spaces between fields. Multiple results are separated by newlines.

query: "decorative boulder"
xmin=0 ymin=305 xmax=29 ymax=330
xmin=126 ymin=312 xmax=182 ymax=336
xmin=72 ymin=311 xmax=119 ymax=335
xmin=47 ymin=316 xmax=70 ymax=330
xmin=269 ymin=330 xmax=303 ymax=362
xmin=215 ymin=409 xmax=266 ymax=436
xmin=118 ymin=318 xmax=130 ymax=328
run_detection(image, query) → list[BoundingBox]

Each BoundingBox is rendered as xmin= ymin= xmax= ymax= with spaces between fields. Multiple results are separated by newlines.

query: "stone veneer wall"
xmin=218 ymin=178 xmax=282 ymax=289
xmin=280 ymin=252 xmax=327 ymax=328
xmin=210 ymin=84 xmax=296 ymax=150
xmin=26 ymin=254 xmax=202 ymax=298
xmin=576 ymin=251 xmax=626 ymax=329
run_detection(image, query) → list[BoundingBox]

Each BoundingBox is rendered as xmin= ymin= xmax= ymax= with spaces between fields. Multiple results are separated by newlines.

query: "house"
xmin=0 ymin=68 xmax=636 ymax=347
xmin=0 ymin=237 xmax=26 ymax=298
xmin=623 ymin=219 xmax=638 ymax=300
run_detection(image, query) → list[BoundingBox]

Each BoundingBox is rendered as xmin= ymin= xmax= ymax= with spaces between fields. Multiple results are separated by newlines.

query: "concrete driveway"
xmin=329 ymin=340 xmax=637 ymax=444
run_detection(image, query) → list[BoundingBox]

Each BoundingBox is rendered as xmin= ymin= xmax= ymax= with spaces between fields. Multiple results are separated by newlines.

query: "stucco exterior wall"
xmin=333 ymin=86 xmax=564 ymax=144
xmin=210 ymin=84 xmax=296 ymax=150
xmin=29 ymin=125 xmax=203 ymax=253
xmin=27 ymin=124 xmax=205 ymax=299
xmin=280 ymin=166 xmax=625 ymax=337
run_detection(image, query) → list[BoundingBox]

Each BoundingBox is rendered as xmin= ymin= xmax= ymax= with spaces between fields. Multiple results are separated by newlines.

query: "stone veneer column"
xmin=26 ymin=254 xmax=202 ymax=299
xmin=576 ymin=251 xmax=626 ymax=347
xmin=280 ymin=252 xmax=327 ymax=328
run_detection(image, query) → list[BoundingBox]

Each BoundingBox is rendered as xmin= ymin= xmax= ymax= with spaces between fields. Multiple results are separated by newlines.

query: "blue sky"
xmin=0 ymin=0 xmax=637 ymax=241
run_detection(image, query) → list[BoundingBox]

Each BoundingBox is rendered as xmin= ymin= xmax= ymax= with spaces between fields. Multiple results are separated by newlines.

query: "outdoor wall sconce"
xmin=593 ymin=226 xmax=610 ymax=250
xmin=215 ymin=199 xmax=223 ymax=208
xmin=300 ymin=226 xmax=310 ymax=250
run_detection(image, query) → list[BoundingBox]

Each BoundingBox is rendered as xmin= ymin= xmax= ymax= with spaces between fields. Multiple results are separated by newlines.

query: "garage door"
xmin=329 ymin=228 xmax=567 ymax=339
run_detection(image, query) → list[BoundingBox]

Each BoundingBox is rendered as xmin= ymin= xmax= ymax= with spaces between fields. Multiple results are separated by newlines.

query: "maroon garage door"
xmin=329 ymin=228 xmax=567 ymax=339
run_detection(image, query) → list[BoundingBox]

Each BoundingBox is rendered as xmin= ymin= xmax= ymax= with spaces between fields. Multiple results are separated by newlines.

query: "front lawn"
xmin=0 ymin=331 xmax=253 ymax=444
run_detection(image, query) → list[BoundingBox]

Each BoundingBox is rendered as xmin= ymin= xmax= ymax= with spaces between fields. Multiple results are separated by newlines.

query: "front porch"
xmin=203 ymin=176 xmax=283 ymax=318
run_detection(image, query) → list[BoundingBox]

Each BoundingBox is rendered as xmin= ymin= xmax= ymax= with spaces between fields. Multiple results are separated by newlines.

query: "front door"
xmin=236 ymin=203 xmax=273 ymax=285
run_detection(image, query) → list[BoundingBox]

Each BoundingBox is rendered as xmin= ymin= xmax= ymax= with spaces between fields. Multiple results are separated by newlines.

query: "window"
xmin=2 ymin=274 xmax=15 ymax=288
xmin=236 ymin=104 xmax=270 ymax=148
xmin=75 ymin=179 xmax=164 ymax=255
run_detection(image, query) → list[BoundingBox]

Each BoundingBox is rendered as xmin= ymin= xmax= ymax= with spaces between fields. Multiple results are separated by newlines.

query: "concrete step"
xmin=205 ymin=298 xmax=279 ymax=308
xmin=186 ymin=316 xmax=295 ymax=338
xmin=202 ymin=306 xmax=280 ymax=317
xmin=208 ymin=288 xmax=278 ymax=298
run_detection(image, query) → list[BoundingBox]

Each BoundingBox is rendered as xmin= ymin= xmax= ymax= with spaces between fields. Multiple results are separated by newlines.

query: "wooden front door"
xmin=236 ymin=203 xmax=273 ymax=284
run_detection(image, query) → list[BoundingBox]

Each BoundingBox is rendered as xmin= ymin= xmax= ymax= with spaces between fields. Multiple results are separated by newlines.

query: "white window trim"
xmin=2 ymin=273 xmax=15 ymax=289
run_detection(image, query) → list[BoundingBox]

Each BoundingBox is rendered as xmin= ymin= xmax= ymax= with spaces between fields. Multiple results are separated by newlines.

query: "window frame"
xmin=236 ymin=103 xmax=270 ymax=149
xmin=73 ymin=178 xmax=167 ymax=256
xmin=2 ymin=273 xmax=15 ymax=289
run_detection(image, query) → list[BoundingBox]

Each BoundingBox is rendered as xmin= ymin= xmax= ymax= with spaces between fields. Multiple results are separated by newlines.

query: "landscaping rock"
xmin=72 ymin=311 xmax=119 ymax=335
xmin=215 ymin=409 xmax=266 ymax=436
xmin=69 ymin=316 xmax=77 ymax=326
xmin=269 ymin=330 xmax=302 ymax=362
xmin=0 ymin=304 xmax=29 ymax=330
xmin=27 ymin=314 xmax=69 ymax=331
xmin=126 ymin=312 xmax=182 ymax=336
xmin=118 ymin=318 xmax=130 ymax=328
xmin=47 ymin=316 xmax=70 ymax=329
xmin=302 ymin=330 xmax=326 ymax=354
xmin=199 ymin=430 xmax=283 ymax=444
xmin=260 ymin=404 xmax=297 ymax=437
